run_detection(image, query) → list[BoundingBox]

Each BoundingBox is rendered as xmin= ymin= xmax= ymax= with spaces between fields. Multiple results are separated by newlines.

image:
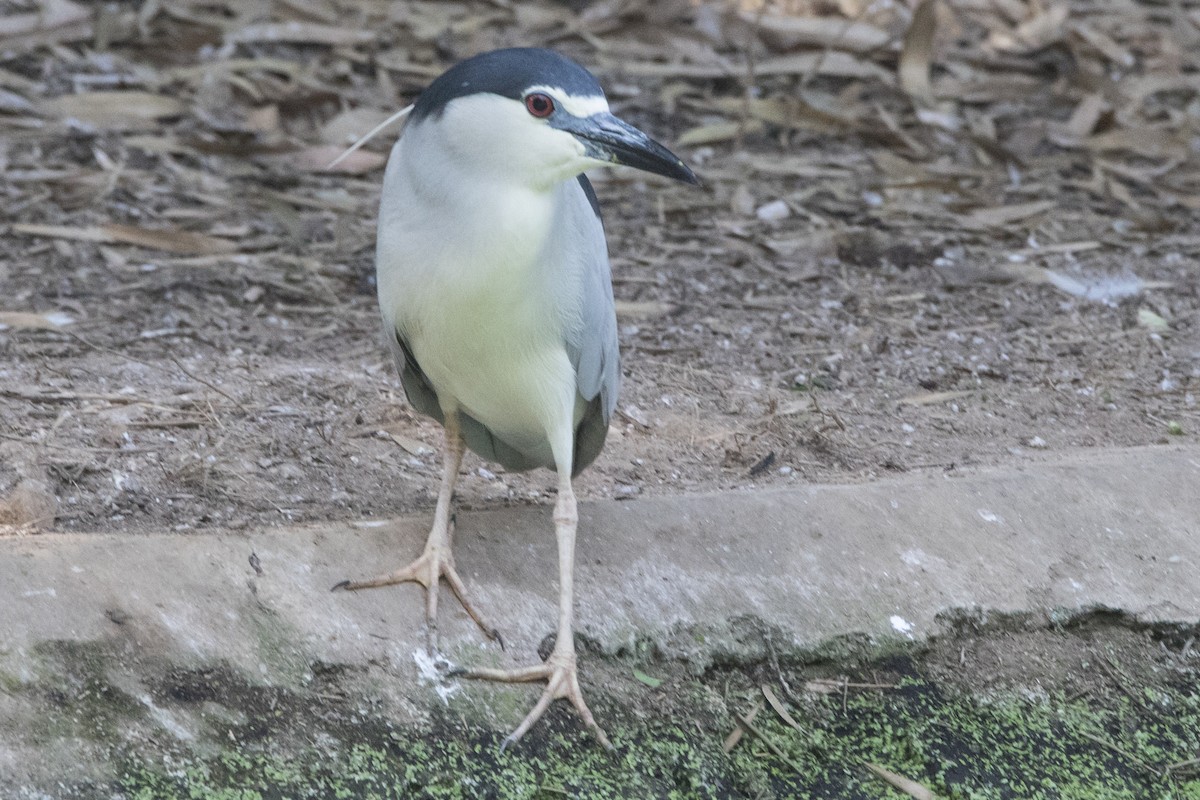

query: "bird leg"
xmin=459 ymin=473 xmax=611 ymax=750
xmin=333 ymin=417 xmax=499 ymax=650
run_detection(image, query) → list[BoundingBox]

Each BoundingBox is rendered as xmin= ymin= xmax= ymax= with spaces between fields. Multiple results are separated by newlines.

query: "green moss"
xmin=25 ymin=640 xmax=147 ymax=745
xmin=114 ymin=663 xmax=1200 ymax=800
xmin=13 ymin=626 xmax=1200 ymax=800
xmin=245 ymin=608 xmax=310 ymax=684
xmin=0 ymin=667 xmax=25 ymax=695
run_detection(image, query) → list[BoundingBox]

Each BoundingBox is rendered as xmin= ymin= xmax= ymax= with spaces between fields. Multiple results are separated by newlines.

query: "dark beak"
xmin=559 ymin=112 xmax=699 ymax=185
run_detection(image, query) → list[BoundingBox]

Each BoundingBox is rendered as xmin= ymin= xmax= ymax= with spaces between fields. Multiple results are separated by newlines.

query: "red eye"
xmin=525 ymin=93 xmax=555 ymax=118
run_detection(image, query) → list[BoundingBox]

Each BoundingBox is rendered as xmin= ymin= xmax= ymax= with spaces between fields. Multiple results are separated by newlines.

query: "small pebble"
xmin=755 ymin=199 xmax=790 ymax=221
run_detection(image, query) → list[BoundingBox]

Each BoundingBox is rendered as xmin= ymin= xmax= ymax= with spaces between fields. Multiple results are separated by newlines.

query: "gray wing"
xmin=564 ymin=174 xmax=620 ymax=477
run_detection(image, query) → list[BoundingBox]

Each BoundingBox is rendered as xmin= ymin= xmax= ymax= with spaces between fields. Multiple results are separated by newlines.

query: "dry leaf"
xmin=290 ymin=145 xmax=387 ymax=174
xmin=900 ymin=0 xmax=939 ymax=107
xmin=41 ymin=91 xmax=185 ymax=130
xmin=1120 ymin=75 xmax=1200 ymax=111
xmin=321 ymin=108 xmax=401 ymax=147
xmin=711 ymin=96 xmax=860 ymax=133
xmin=761 ymin=685 xmax=805 ymax=732
xmin=245 ymin=104 xmax=280 ymax=134
xmin=12 ymin=223 xmax=238 ymax=255
xmin=678 ymin=120 xmax=763 ymax=146
xmin=0 ymin=87 xmax=35 ymax=114
xmin=743 ymin=11 xmax=892 ymax=53
xmin=1048 ymin=93 xmax=1110 ymax=146
xmin=388 ymin=433 xmax=434 ymax=456
xmin=962 ymin=200 xmax=1055 ymax=228
xmin=864 ymin=763 xmax=942 ymax=799
xmin=803 ymin=679 xmax=843 ymax=694
xmin=1085 ymin=129 xmax=1188 ymax=160
xmin=1071 ymin=22 xmax=1135 ymax=68
xmin=989 ymin=4 xmax=1069 ymax=52
xmin=0 ymin=0 xmax=90 ymax=50
xmin=228 ymin=22 xmax=375 ymax=47
xmin=617 ymin=52 xmax=892 ymax=82
xmin=1137 ymin=307 xmax=1169 ymax=332
xmin=1043 ymin=270 xmax=1146 ymax=303
xmin=722 ymin=700 xmax=763 ymax=753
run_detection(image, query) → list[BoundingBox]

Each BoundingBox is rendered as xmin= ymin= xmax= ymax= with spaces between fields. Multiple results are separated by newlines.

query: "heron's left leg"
xmin=333 ymin=414 xmax=499 ymax=650
xmin=459 ymin=470 xmax=611 ymax=750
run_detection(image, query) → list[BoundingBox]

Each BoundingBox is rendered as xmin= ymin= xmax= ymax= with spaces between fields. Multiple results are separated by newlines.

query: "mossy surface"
xmin=8 ymin=621 xmax=1200 ymax=799
xmin=107 ymin=637 xmax=1200 ymax=800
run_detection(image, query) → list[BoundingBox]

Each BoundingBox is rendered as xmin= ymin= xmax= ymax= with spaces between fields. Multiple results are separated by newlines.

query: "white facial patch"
xmin=525 ymin=86 xmax=609 ymax=118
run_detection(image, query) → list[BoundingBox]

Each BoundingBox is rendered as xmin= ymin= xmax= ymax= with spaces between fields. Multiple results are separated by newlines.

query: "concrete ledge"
xmin=2 ymin=445 xmax=1198 ymax=788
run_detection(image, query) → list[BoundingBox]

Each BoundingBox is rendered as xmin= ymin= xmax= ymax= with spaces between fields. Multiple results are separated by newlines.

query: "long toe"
xmin=333 ymin=548 xmax=499 ymax=647
xmin=461 ymin=657 xmax=611 ymax=749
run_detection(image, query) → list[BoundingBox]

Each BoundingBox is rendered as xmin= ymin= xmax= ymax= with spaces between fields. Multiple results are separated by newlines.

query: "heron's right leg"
xmin=333 ymin=414 xmax=499 ymax=651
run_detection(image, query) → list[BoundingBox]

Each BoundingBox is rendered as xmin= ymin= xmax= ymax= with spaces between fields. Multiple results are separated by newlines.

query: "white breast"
xmin=375 ymin=121 xmax=586 ymax=467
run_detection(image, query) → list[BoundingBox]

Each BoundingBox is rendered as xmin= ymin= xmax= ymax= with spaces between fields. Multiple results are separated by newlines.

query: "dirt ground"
xmin=2 ymin=0 xmax=1197 ymax=536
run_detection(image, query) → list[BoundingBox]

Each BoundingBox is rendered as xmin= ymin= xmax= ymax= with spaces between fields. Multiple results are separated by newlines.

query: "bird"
xmin=333 ymin=47 xmax=698 ymax=749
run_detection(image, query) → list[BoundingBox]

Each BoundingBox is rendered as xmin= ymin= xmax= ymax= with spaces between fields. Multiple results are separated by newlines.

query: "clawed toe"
xmin=334 ymin=544 xmax=499 ymax=647
xmin=459 ymin=650 xmax=611 ymax=749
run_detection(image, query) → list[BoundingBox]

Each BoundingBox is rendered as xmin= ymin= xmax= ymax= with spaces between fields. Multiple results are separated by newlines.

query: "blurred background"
xmin=1 ymin=0 xmax=1197 ymax=534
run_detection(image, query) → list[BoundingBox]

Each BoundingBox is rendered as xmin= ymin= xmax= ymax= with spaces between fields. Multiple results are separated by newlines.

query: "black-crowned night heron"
xmin=334 ymin=47 xmax=698 ymax=748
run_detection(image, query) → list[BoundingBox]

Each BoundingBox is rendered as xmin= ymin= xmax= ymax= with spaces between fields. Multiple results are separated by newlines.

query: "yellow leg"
xmin=459 ymin=471 xmax=611 ymax=750
xmin=333 ymin=416 xmax=499 ymax=651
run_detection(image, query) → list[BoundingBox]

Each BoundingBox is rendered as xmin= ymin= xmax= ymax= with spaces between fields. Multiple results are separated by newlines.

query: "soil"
xmin=2 ymin=18 xmax=1197 ymax=535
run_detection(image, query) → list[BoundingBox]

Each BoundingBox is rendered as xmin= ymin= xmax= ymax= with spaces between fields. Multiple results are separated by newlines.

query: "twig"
xmin=66 ymin=332 xmax=246 ymax=411
xmin=735 ymin=1 xmax=768 ymax=151
xmin=734 ymin=712 xmax=808 ymax=775
xmin=1078 ymin=731 xmax=1156 ymax=775
xmin=723 ymin=700 xmax=763 ymax=752
xmin=1166 ymin=756 xmax=1200 ymax=774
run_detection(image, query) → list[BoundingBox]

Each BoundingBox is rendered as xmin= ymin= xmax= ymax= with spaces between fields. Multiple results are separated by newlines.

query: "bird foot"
xmin=459 ymin=649 xmax=612 ymax=750
xmin=331 ymin=536 xmax=501 ymax=650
